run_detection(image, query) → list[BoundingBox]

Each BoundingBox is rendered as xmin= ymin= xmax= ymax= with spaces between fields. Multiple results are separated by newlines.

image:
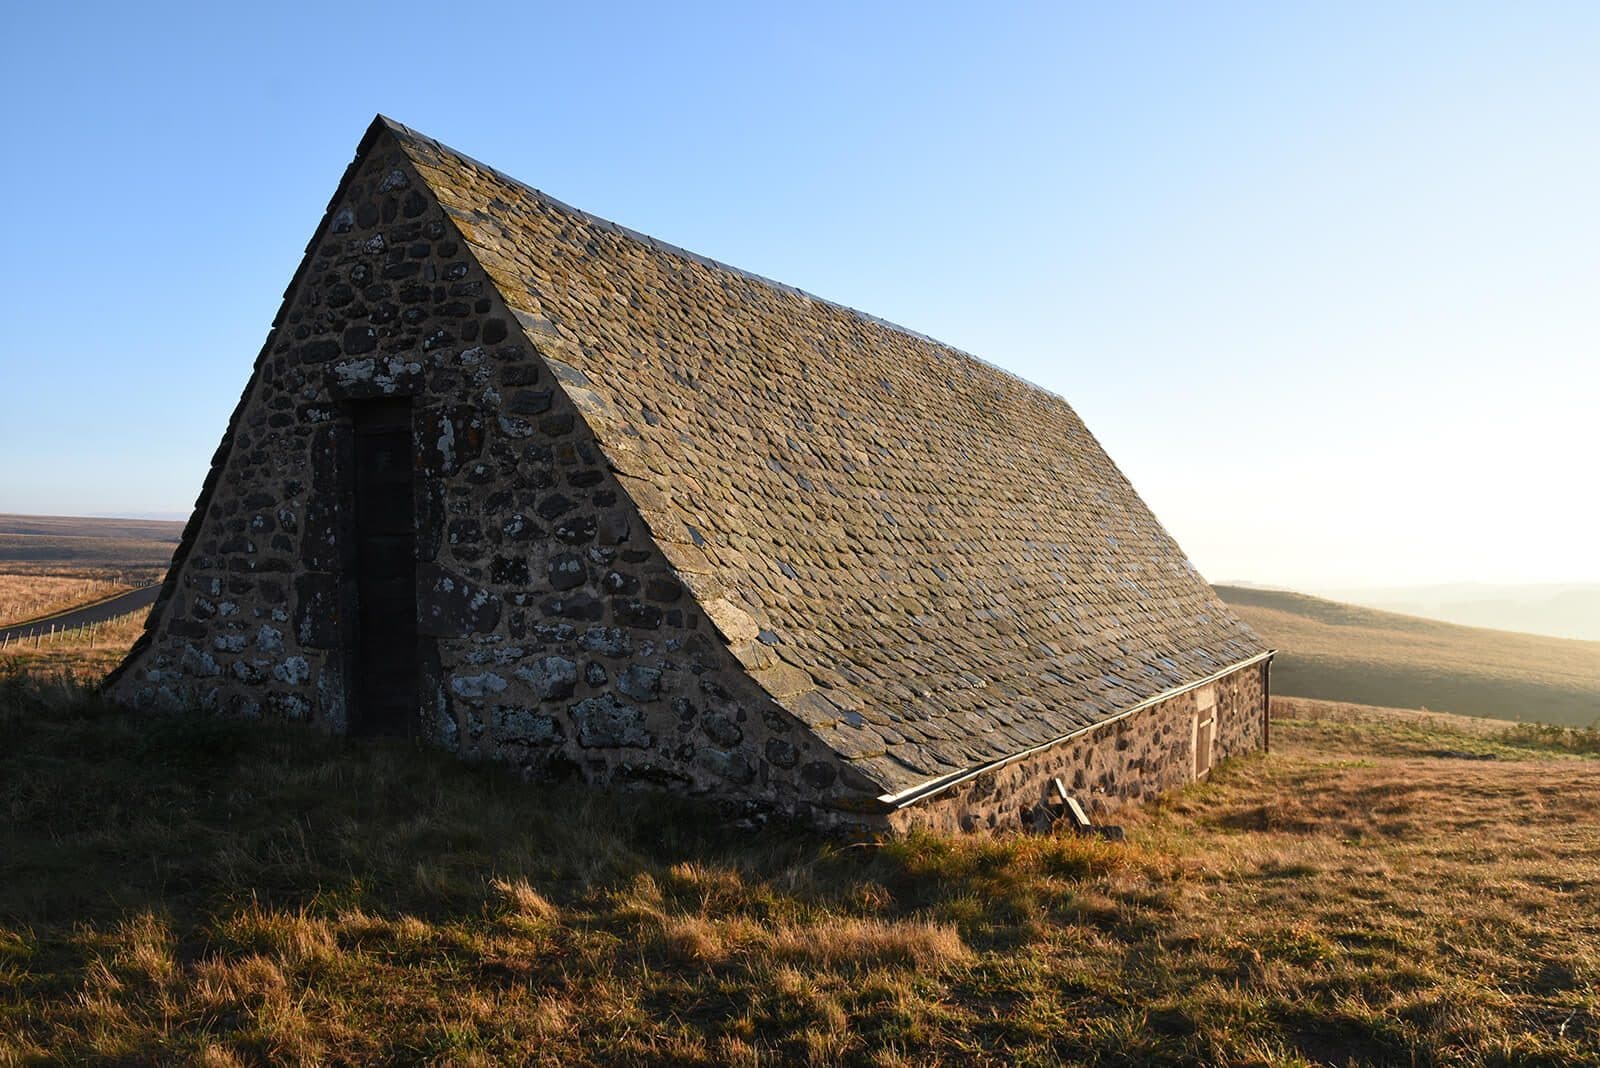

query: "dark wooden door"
xmin=352 ymin=399 xmax=418 ymax=736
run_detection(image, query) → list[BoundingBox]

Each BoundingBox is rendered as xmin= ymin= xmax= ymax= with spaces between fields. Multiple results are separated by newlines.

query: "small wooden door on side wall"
xmin=1192 ymin=686 xmax=1217 ymax=778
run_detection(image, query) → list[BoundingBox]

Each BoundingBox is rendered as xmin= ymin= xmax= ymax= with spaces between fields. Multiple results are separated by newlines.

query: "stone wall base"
xmin=887 ymin=658 xmax=1269 ymax=835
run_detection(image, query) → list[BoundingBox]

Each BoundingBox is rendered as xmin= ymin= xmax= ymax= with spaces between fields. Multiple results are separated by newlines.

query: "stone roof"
xmin=379 ymin=117 xmax=1266 ymax=800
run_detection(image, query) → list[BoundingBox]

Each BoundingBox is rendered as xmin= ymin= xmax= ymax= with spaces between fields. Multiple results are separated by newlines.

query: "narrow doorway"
xmin=350 ymin=398 xmax=418 ymax=736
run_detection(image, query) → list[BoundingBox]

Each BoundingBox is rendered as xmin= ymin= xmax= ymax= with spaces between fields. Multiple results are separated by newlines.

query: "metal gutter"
xmin=877 ymin=649 xmax=1277 ymax=810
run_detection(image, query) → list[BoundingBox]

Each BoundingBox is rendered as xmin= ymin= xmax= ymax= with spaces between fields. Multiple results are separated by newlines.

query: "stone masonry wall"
xmin=890 ymin=659 xmax=1269 ymax=834
xmin=108 ymin=132 xmax=878 ymax=825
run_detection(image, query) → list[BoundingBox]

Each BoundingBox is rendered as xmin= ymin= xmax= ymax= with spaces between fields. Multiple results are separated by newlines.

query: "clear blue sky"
xmin=2 ymin=2 xmax=1596 ymax=589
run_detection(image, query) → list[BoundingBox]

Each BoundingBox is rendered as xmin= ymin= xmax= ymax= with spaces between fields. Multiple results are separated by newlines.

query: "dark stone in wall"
xmin=579 ymin=626 xmax=631 ymax=657
xmin=300 ymin=338 xmax=341 ymax=364
xmin=617 ymin=665 xmax=662 ymax=702
xmin=572 ymin=694 xmax=650 ymax=748
xmin=645 ymin=575 xmax=683 ymax=603
xmin=513 ymin=656 xmax=577 ymax=700
xmin=490 ymin=555 xmax=529 ymax=585
xmin=766 ymin=738 xmax=798 ymax=768
xmin=510 ymin=390 xmax=552 ymax=415
xmin=800 ymin=761 xmax=838 ymax=788
xmin=698 ymin=748 xmax=756 ymax=784
xmin=449 ymin=519 xmax=483 ymax=543
xmin=343 ymin=325 xmax=378 ymax=354
xmin=541 ymin=413 xmax=575 ymax=437
xmin=612 ymin=599 xmax=662 ymax=629
xmin=311 ymin=424 xmax=345 ymax=494
xmin=536 ymin=494 xmax=573 ymax=521
xmin=601 ymin=570 xmax=639 ymax=596
xmin=598 ymin=512 xmax=630 ymax=545
xmin=295 ymin=572 xmax=342 ymax=649
xmin=554 ymin=516 xmax=597 ymax=544
xmin=229 ymin=556 xmax=290 ymax=573
xmin=547 ymin=553 xmax=585 ymax=591
xmin=417 ymin=563 xmax=501 ymax=636
xmin=703 ymin=714 xmax=743 ymax=747
xmin=498 ymin=706 xmax=561 ymax=744
xmin=501 ymin=513 xmax=537 ymax=541
xmin=302 ymin=498 xmax=340 ymax=571
xmin=541 ymin=592 xmax=604 ymax=621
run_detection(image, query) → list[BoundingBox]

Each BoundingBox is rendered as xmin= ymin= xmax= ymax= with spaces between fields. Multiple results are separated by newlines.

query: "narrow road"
xmin=0 ymin=584 xmax=161 ymax=644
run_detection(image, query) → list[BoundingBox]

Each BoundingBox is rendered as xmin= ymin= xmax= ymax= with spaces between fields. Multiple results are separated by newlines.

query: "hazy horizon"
xmin=3 ymin=3 xmax=1596 ymax=590
xmin=17 ymin=510 xmax=1599 ymax=601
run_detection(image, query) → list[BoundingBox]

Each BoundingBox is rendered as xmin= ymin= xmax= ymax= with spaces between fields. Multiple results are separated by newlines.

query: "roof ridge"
xmin=375 ymin=115 xmax=1077 ymax=410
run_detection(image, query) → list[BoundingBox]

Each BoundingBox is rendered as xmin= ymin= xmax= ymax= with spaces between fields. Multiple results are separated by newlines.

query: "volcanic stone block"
xmin=617 ymin=665 xmax=662 ymax=702
xmin=512 ymin=656 xmax=578 ymax=700
xmin=572 ymin=694 xmax=650 ymax=748
xmin=294 ymin=572 xmax=342 ymax=649
xmin=547 ymin=553 xmax=585 ymax=590
xmin=417 ymin=563 xmax=501 ymax=636
xmin=301 ymin=497 xmax=340 ymax=571
xmin=498 ymin=706 xmax=561 ymax=744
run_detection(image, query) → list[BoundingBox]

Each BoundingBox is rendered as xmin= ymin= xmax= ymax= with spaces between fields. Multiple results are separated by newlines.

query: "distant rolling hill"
xmin=0 ymin=514 xmax=183 ymax=570
xmin=1314 ymin=582 xmax=1600 ymax=642
xmin=1216 ymin=584 xmax=1600 ymax=727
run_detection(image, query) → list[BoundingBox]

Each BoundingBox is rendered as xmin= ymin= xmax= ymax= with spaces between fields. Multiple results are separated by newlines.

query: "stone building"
xmin=107 ymin=117 xmax=1272 ymax=833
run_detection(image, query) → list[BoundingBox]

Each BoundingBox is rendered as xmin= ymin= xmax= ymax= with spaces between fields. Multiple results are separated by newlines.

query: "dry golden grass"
xmin=1219 ymin=584 xmax=1600 ymax=726
xmin=0 ymin=608 xmax=147 ymax=680
xmin=0 ymin=570 xmax=135 ymax=627
xmin=0 ymin=561 xmax=165 ymax=584
xmin=1 ymin=675 xmax=1596 ymax=1066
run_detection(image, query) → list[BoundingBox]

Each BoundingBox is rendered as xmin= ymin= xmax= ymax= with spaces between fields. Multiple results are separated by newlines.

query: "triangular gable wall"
xmin=108 ymin=122 xmax=879 ymax=824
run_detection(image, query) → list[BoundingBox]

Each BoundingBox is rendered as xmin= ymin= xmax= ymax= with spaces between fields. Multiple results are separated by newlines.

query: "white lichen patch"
xmin=451 ymin=672 xmax=508 ymax=698
xmin=272 ymin=657 xmax=311 ymax=686
xmin=256 ymin=625 xmax=284 ymax=654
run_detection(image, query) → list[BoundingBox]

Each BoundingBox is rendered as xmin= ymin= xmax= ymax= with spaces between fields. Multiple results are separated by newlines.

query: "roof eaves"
xmin=878 ymin=649 xmax=1277 ymax=810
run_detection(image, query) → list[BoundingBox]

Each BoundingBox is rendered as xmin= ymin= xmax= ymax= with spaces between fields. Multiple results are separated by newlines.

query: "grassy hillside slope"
xmin=1217 ymin=584 xmax=1600 ymax=727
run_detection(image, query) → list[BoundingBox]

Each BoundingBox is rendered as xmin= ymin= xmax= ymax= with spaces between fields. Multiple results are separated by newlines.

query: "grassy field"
xmin=1218 ymin=584 xmax=1600 ymax=727
xmin=0 ymin=573 xmax=134 ymax=628
xmin=2 ymin=675 xmax=1597 ymax=1066
xmin=0 ymin=515 xmax=174 ymax=680
xmin=0 ymin=609 xmax=147 ymax=677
